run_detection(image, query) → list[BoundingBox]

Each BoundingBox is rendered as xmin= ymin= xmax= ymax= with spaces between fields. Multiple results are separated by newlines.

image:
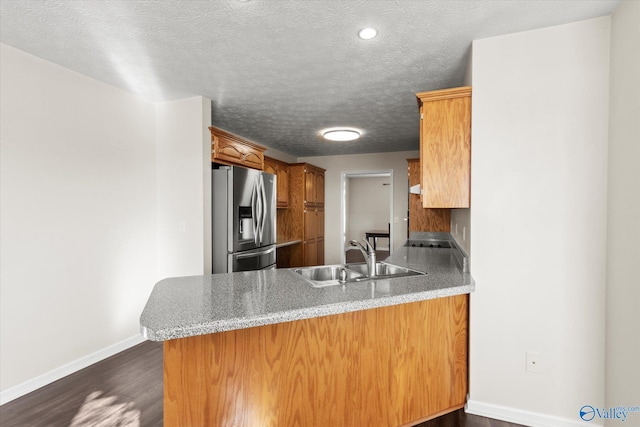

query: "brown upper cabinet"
xmin=263 ymin=156 xmax=290 ymax=208
xmin=303 ymin=164 xmax=325 ymax=207
xmin=209 ymin=126 xmax=266 ymax=170
xmin=416 ymin=86 xmax=471 ymax=208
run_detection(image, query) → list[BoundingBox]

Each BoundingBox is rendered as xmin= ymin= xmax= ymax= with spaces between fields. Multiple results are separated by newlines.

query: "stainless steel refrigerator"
xmin=212 ymin=165 xmax=277 ymax=273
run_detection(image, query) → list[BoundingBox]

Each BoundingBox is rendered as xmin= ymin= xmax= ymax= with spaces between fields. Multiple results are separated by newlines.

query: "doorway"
xmin=340 ymin=170 xmax=393 ymax=264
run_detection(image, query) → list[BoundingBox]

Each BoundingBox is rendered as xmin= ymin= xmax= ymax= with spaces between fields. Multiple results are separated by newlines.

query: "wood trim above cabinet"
xmin=209 ymin=126 xmax=266 ymax=170
xmin=416 ymin=86 xmax=472 ymax=103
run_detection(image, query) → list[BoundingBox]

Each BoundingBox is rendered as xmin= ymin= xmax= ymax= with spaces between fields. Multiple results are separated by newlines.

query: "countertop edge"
xmin=142 ymin=281 xmax=474 ymax=341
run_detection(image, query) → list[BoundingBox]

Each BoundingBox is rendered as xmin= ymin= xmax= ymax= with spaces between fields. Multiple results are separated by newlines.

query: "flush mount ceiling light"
xmin=358 ymin=27 xmax=378 ymax=40
xmin=322 ymin=128 xmax=361 ymax=141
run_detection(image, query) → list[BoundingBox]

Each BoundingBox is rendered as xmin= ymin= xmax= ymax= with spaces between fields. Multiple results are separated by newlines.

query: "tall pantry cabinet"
xmin=288 ymin=163 xmax=325 ymax=267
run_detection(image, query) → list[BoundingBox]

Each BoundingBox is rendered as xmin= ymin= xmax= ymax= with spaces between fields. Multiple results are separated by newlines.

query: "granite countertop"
xmin=140 ymin=233 xmax=474 ymax=341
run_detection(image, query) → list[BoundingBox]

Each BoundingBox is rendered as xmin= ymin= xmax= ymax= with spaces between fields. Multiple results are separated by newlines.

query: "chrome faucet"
xmin=349 ymin=239 xmax=377 ymax=278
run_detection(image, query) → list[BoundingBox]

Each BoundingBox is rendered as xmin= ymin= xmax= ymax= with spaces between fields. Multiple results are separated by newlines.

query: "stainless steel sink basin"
xmin=292 ymin=262 xmax=426 ymax=287
xmin=292 ymin=265 xmax=364 ymax=287
xmin=346 ymin=262 xmax=426 ymax=278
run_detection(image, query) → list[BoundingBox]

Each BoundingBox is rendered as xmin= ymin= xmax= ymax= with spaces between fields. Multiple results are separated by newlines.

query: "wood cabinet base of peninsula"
xmin=164 ymin=294 xmax=468 ymax=427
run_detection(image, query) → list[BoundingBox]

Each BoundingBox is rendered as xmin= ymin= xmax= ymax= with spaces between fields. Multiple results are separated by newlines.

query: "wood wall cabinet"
xmin=407 ymin=158 xmax=451 ymax=233
xmin=416 ymin=86 xmax=471 ymax=208
xmin=285 ymin=163 xmax=326 ymax=267
xmin=263 ymin=156 xmax=290 ymax=208
xmin=209 ymin=126 xmax=266 ymax=170
xmin=304 ymin=164 xmax=325 ymax=207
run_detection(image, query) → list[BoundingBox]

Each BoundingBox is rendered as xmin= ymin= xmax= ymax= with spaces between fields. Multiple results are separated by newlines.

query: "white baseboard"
xmin=0 ymin=334 xmax=145 ymax=406
xmin=466 ymin=400 xmax=604 ymax=427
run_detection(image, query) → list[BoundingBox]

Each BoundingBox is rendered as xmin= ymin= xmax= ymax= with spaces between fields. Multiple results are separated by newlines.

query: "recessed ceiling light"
xmin=322 ymin=129 xmax=361 ymax=141
xmin=358 ymin=28 xmax=378 ymax=40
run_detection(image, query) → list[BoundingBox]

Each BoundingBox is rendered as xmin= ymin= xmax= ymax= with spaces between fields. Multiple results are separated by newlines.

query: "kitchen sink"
xmin=292 ymin=262 xmax=426 ymax=287
xmin=292 ymin=264 xmax=364 ymax=287
xmin=345 ymin=262 xmax=425 ymax=277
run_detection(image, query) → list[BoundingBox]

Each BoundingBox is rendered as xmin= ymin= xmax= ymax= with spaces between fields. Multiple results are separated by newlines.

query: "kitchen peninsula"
xmin=140 ymin=233 xmax=474 ymax=426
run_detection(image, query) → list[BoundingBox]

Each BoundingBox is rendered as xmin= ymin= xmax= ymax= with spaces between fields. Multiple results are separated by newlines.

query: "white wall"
xmin=348 ymin=177 xmax=391 ymax=248
xmin=0 ymin=44 xmax=157 ymax=394
xmin=468 ymin=17 xmax=610 ymax=426
xmin=299 ymin=151 xmax=418 ymax=265
xmin=450 ymin=54 xmax=473 ymax=256
xmin=156 ymin=97 xmax=212 ymax=279
xmin=605 ymin=0 xmax=640 ymax=420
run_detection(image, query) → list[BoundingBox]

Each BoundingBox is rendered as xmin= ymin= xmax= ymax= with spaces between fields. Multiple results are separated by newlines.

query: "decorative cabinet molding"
xmin=209 ymin=126 xmax=266 ymax=170
xmin=264 ymin=156 xmax=290 ymax=208
xmin=416 ymin=86 xmax=471 ymax=208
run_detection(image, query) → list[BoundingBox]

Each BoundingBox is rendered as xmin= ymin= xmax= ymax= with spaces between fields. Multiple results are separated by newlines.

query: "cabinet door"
xmin=304 ymin=209 xmax=317 ymax=239
xmin=316 ymin=238 xmax=324 ymax=266
xmin=316 ymin=209 xmax=324 ymax=265
xmin=304 ymin=169 xmax=316 ymax=206
xmin=316 ymin=209 xmax=324 ymax=240
xmin=264 ymin=157 xmax=289 ymax=208
xmin=240 ymin=149 xmax=264 ymax=170
xmin=304 ymin=240 xmax=318 ymax=266
xmin=304 ymin=209 xmax=320 ymax=266
xmin=315 ymin=172 xmax=324 ymax=206
xmin=276 ymin=164 xmax=289 ymax=208
xmin=418 ymin=87 xmax=471 ymax=208
xmin=210 ymin=127 xmax=265 ymax=170
xmin=213 ymin=134 xmax=245 ymax=165
xmin=263 ymin=158 xmax=277 ymax=175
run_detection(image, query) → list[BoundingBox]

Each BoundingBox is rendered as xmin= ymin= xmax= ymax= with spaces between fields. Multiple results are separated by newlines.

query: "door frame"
xmin=340 ymin=169 xmax=394 ymax=264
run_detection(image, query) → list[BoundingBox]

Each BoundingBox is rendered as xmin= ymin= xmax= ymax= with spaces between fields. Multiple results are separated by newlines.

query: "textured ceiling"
xmin=0 ymin=0 xmax=619 ymax=157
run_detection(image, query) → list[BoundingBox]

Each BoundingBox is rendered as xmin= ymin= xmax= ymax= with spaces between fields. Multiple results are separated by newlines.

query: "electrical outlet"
xmin=462 ymin=226 xmax=466 ymax=241
xmin=455 ymin=223 xmax=458 ymax=234
xmin=178 ymin=221 xmax=186 ymax=233
xmin=526 ymin=352 xmax=541 ymax=373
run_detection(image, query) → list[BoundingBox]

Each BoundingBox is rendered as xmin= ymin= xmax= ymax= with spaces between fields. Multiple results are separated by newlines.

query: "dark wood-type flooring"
xmin=0 ymin=340 xmax=524 ymax=427
xmin=0 ymin=341 xmax=163 ymax=427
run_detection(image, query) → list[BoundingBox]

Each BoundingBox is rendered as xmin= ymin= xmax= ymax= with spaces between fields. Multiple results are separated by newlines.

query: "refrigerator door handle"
xmin=251 ymin=177 xmax=260 ymax=246
xmin=258 ymin=174 xmax=267 ymax=244
xmin=255 ymin=175 xmax=264 ymax=245
xmin=234 ymin=246 xmax=276 ymax=259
